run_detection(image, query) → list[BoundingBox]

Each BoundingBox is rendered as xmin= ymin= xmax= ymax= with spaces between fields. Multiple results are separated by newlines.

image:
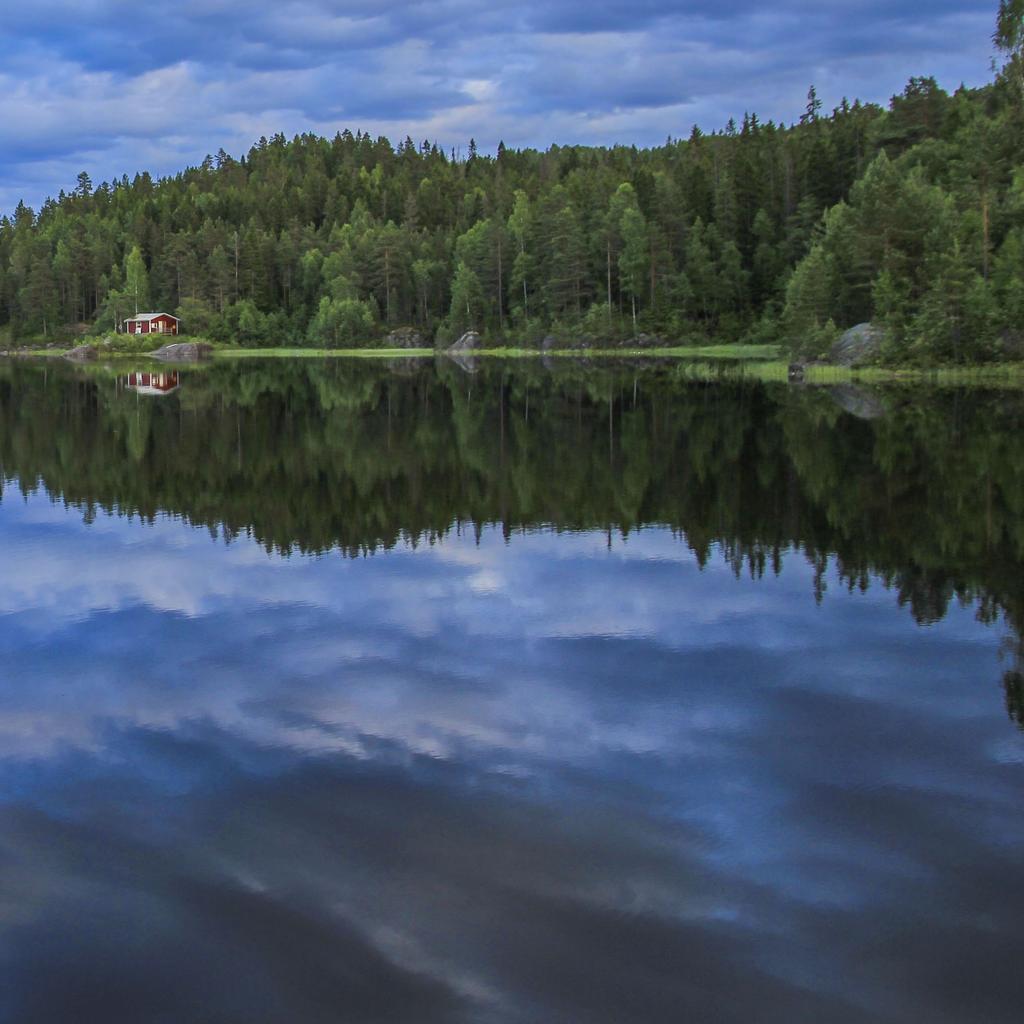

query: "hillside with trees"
xmin=1 ymin=4 xmax=1022 ymax=364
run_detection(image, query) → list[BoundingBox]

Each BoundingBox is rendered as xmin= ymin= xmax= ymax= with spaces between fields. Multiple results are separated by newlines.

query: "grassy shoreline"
xmin=209 ymin=342 xmax=781 ymax=359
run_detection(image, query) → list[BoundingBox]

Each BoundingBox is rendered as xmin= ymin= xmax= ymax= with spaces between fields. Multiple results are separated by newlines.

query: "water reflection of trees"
xmin=1 ymin=358 xmax=1022 ymax=721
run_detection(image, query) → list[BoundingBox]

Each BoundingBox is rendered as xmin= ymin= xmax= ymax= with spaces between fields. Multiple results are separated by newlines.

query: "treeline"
xmin=0 ymin=11 xmax=1022 ymax=361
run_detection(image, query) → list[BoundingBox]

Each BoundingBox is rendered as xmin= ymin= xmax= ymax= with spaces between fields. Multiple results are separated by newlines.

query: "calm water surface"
xmin=1 ymin=358 xmax=1022 ymax=1023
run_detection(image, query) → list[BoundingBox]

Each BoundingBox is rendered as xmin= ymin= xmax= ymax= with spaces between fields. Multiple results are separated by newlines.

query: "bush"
xmin=573 ymin=302 xmax=629 ymax=342
xmin=306 ymin=296 xmax=377 ymax=347
xmin=175 ymin=298 xmax=221 ymax=337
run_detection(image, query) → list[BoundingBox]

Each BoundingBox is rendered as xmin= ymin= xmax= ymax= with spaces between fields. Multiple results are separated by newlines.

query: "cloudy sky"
xmin=0 ymin=2 xmax=999 ymax=214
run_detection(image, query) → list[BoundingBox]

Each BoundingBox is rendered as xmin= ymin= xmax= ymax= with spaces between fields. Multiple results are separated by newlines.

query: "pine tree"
xmin=995 ymin=1 xmax=1024 ymax=94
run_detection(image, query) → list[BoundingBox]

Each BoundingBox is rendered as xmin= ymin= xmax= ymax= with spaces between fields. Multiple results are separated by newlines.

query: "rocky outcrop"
xmin=64 ymin=344 xmax=98 ymax=362
xmin=150 ymin=342 xmax=213 ymax=362
xmin=385 ymin=327 xmax=426 ymax=349
xmin=830 ymin=323 xmax=885 ymax=367
xmin=447 ymin=331 xmax=481 ymax=352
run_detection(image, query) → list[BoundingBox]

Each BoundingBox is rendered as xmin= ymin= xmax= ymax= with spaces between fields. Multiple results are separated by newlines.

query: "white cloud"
xmin=0 ymin=1 xmax=998 ymax=212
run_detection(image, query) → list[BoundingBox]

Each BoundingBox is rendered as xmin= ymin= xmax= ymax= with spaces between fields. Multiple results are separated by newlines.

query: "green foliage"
xmin=444 ymin=261 xmax=486 ymax=340
xmin=124 ymin=245 xmax=150 ymax=315
xmin=996 ymin=0 xmax=1024 ymax=92
xmin=95 ymin=331 xmax=168 ymax=354
xmin=574 ymin=302 xmax=626 ymax=341
xmin=175 ymin=297 xmax=219 ymax=337
xmin=782 ymin=244 xmax=835 ymax=354
xmin=781 ymin=74 xmax=1024 ymax=365
xmin=618 ymin=205 xmax=648 ymax=332
xmin=307 ymin=296 xmax=377 ymax=347
xmin=231 ymin=300 xmax=270 ymax=346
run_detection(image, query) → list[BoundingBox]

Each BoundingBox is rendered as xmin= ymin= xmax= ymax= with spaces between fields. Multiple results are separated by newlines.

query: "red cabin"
xmin=123 ymin=312 xmax=180 ymax=336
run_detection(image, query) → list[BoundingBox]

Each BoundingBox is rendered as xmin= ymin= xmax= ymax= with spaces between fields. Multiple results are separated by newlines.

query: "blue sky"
xmin=0 ymin=2 xmax=1001 ymax=206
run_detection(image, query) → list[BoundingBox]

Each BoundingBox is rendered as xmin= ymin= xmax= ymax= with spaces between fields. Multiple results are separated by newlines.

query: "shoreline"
xmin=4 ymin=343 xmax=1024 ymax=387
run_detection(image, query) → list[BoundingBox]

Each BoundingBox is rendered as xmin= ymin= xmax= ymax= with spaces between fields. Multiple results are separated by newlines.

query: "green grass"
xmin=209 ymin=342 xmax=781 ymax=360
xmin=654 ymin=343 xmax=782 ymax=359
xmin=214 ymin=346 xmax=435 ymax=358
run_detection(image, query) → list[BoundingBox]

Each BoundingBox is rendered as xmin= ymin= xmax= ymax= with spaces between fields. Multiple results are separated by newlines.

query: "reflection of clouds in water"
xmin=0 ymin=495 xmax=1023 ymax=1020
xmin=3 ymin=717 xmax=1024 ymax=1024
xmin=0 ymin=734 xmax=832 ymax=1023
xmin=0 ymin=492 xmax=1007 ymax=772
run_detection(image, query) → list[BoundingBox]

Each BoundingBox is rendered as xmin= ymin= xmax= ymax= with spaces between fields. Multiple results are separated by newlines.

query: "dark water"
xmin=1 ymin=357 xmax=1023 ymax=1023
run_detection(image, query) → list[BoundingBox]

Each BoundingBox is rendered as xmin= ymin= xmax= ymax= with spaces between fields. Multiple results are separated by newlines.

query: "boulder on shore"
xmin=830 ymin=323 xmax=885 ymax=367
xmin=385 ymin=326 xmax=426 ymax=349
xmin=64 ymin=344 xmax=98 ymax=362
xmin=447 ymin=331 xmax=481 ymax=352
xmin=150 ymin=341 xmax=213 ymax=362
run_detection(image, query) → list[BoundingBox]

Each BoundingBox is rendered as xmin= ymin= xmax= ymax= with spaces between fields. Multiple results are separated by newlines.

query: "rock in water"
xmin=150 ymin=342 xmax=213 ymax=362
xmin=830 ymin=323 xmax=885 ymax=367
xmin=447 ymin=331 xmax=481 ymax=352
xmin=64 ymin=344 xmax=98 ymax=362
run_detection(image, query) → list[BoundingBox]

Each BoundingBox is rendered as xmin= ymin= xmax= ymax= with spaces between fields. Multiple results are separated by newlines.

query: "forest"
xmin=0 ymin=4 xmax=1022 ymax=364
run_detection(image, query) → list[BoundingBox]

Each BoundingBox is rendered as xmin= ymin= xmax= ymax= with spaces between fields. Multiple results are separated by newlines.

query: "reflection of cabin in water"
xmin=125 ymin=371 xmax=180 ymax=396
xmin=123 ymin=312 xmax=180 ymax=336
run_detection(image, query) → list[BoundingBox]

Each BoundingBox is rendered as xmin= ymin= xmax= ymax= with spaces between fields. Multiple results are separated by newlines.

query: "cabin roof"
xmin=125 ymin=312 xmax=179 ymax=322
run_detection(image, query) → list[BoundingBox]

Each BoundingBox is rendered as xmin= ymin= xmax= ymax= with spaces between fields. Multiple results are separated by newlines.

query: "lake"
xmin=1 ymin=357 xmax=1022 ymax=1023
